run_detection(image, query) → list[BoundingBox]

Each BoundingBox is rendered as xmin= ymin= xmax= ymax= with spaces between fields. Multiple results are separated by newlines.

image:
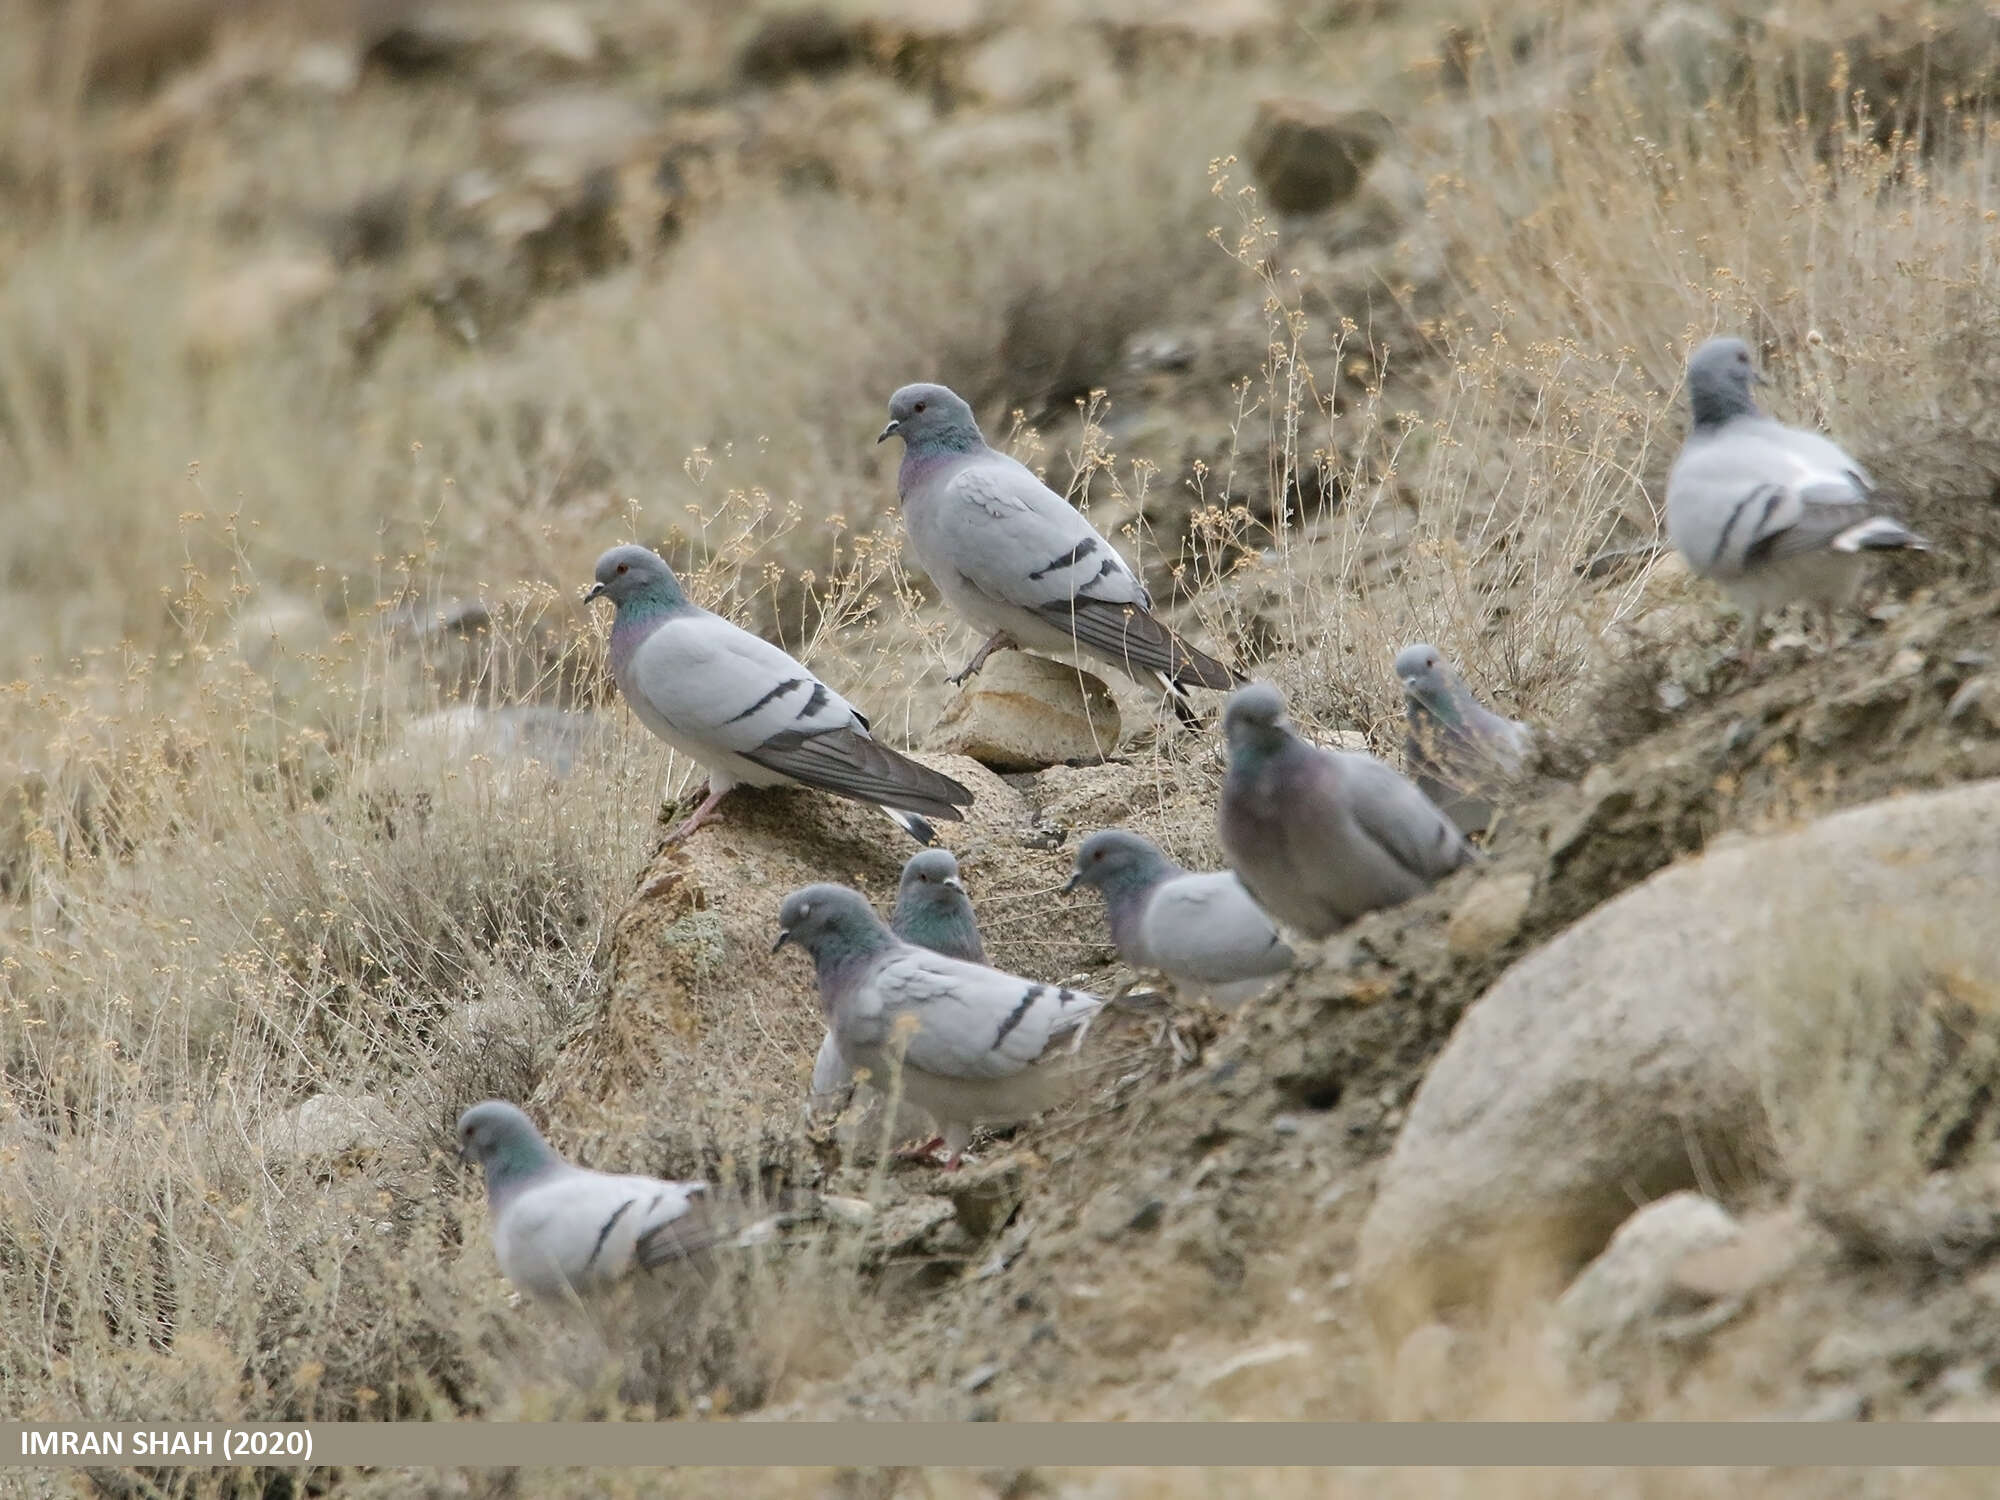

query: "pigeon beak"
xmin=771 ymin=929 xmax=794 ymax=954
xmin=876 ymin=419 xmax=899 ymax=445
xmin=1059 ymin=871 xmax=1082 ymax=895
xmin=583 ymin=581 xmax=607 ymax=603
xmin=1753 ymin=370 xmax=1770 ymax=387
xmin=942 ymin=876 xmax=964 ymax=892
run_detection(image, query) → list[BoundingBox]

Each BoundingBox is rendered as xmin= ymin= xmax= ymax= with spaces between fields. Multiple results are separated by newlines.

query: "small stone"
xmin=1445 ymin=871 xmax=1537 ymax=960
xmin=1669 ymin=1205 xmax=1815 ymax=1301
xmin=961 ymin=1361 xmax=1001 ymax=1393
xmin=928 ymin=652 xmax=1121 ymax=772
xmin=513 ymin=5 xmax=599 ymax=67
xmin=1244 ymin=98 xmax=1390 ymax=215
xmin=1946 ymin=677 xmax=1993 ymax=728
xmin=1793 ymin=1388 xmax=1869 ymax=1422
xmin=943 ymin=1156 xmax=1028 ymax=1242
xmin=1551 ymin=1193 xmax=1740 ymax=1371
xmin=1191 ymin=1339 xmax=1311 ymax=1397
xmin=1656 ymin=680 xmax=1690 ymax=713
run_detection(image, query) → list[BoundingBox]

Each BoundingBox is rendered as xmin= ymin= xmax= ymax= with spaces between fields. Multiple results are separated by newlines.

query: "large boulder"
xmin=1356 ymin=778 xmax=2000 ymax=1338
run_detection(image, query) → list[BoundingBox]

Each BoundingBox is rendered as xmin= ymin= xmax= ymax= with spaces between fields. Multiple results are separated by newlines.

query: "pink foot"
xmin=663 ymin=782 xmax=730 ymax=844
xmin=894 ymin=1135 xmax=947 ymax=1163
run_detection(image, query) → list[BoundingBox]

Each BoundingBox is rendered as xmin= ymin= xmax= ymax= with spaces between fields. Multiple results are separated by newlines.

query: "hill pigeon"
xmin=1218 ymin=681 xmax=1473 ymax=939
xmin=457 ymin=1100 xmax=732 ymax=1300
xmin=808 ymin=849 xmax=985 ymax=1138
xmin=1064 ymin=828 xmax=1293 ymax=1007
xmin=1393 ymin=643 xmax=1534 ymax=837
xmin=586 ymin=544 xmax=973 ymax=844
xmin=1665 ymin=336 xmax=1930 ymax=660
xmin=878 ymin=383 xmax=1240 ymax=715
xmin=776 ymin=882 xmax=1103 ymax=1169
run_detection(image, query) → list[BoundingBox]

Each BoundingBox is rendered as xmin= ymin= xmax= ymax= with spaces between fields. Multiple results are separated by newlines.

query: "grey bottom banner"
xmin=6 ymin=1424 xmax=2000 ymax=1468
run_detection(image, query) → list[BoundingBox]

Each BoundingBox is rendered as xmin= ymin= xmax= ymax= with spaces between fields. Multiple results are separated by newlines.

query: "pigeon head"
xmin=1221 ymin=681 xmax=1293 ymax=757
xmin=1685 ymin=336 xmax=1763 ymax=428
xmin=585 ymin=545 xmax=690 ymax=612
xmin=456 ymin=1100 xmax=562 ymax=1201
xmin=1062 ymin=828 xmax=1175 ymax=900
xmin=1394 ymin=643 xmax=1466 ymax=722
xmin=898 ymin=848 xmax=966 ymax=902
xmin=878 ymin=383 xmax=983 ymax=454
xmin=773 ymin=883 xmax=896 ymax=963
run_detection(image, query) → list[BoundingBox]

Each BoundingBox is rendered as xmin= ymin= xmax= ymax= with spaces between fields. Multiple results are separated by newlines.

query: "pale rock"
xmin=1549 ymin=1192 xmax=1740 ymax=1372
xmin=929 ymin=652 xmax=1121 ymax=773
xmin=1357 ymin=778 xmax=2000 ymax=1338
xmin=1445 ymin=870 xmax=1536 ymax=960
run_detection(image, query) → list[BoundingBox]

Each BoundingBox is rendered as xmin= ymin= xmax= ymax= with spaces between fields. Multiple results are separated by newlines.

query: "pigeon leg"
xmin=664 ymin=782 xmax=731 ymax=844
xmin=893 ymin=1135 xmax=947 ymax=1163
xmin=939 ymin=1121 xmax=974 ymax=1172
xmin=948 ymin=632 xmax=1017 ymax=686
xmin=1728 ymin=607 xmax=1763 ymax=672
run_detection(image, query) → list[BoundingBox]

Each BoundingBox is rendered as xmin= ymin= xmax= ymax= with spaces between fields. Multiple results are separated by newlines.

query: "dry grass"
xmin=3 ymin=0 xmax=2000 ymax=1475
xmin=1755 ymin=897 xmax=2000 ymax=1205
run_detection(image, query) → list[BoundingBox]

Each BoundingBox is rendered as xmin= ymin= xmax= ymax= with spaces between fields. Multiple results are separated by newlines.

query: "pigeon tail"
xmin=1831 ymin=517 xmax=1930 ymax=554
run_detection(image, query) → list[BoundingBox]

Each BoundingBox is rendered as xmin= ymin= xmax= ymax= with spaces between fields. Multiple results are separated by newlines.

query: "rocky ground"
xmin=7 ymin=0 xmax=2000 ymax=1495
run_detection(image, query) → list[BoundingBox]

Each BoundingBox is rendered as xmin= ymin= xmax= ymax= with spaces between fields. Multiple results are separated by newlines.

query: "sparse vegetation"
xmin=5 ymin=0 xmax=2000 ymax=1491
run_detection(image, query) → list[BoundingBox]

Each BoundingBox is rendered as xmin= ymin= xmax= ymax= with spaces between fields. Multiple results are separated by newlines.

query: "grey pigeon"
xmin=1394 ymin=643 xmax=1533 ymax=837
xmin=808 ymin=849 xmax=985 ymax=1136
xmin=587 ymin=544 xmax=973 ymax=844
xmin=878 ymin=383 xmax=1239 ymax=714
xmin=776 ymin=883 xmax=1103 ymax=1169
xmin=890 ymin=847 xmax=987 ymax=963
xmin=457 ymin=1100 xmax=723 ymax=1300
xmin=1063 ymin=828 xmax=1292 ymax=1007
xmin=1665 ymin=336 xmax=1930 ymax=659
xmin=1218 ymin=681 xmax=1473 ymax=939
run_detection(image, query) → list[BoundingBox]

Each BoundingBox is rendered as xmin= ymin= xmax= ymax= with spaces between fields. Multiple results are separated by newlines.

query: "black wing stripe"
xmin=725 ymin=677 xmax=809 ymax=724
xmin=1711 ymin=484 xmax=1777 ymax=567
xmin=1028 ymin=537 xmax=1100 ymax=580
xmin=584 ymin=1198 xmax=636 ymax=1272
xmin=994 ymin=989 xmax=1040 ymax=1048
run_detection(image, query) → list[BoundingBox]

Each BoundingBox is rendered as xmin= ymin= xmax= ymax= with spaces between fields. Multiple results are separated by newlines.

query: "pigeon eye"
xmin=914 ymin=401 xmax=927 ymax=413
xmin=615 ymin=563 xmax=628 ymax=575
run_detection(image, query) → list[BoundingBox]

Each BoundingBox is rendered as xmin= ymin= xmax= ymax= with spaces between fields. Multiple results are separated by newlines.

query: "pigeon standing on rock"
xmin=1064 ymin=828 xmax=1293 ymax=1007
xmin=776 ymin=882 xmax=1104 ymax=1169
xmin=1665 ymin=336 xmax=1930 ymax=661
xmin=586 ymin=544 xmax=973 ymax=844
xmin=457 ymin=1100 xmax=730 ymax=1300
xmin=1218 ymin=682 xmax=1473 ymax=940
xmin=808 ymin=849 xmax=986 ymax=1130
xmin=1394 ymin=643 xmax=1533 ymax=837
xmin=877 ymin=382 xmax=1240 ymax=716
